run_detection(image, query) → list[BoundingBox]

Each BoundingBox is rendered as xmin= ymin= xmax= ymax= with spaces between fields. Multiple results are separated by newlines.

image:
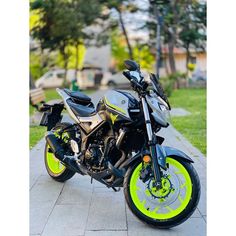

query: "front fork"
xmin=141 ymin=97 xmax=162 ymax=188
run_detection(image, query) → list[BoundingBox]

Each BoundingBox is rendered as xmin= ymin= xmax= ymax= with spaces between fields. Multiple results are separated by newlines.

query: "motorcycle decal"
xmin=103 ymin=90 xmax=131 ymax=119
xmin=110 ymin=113 xmax=118 ymax=124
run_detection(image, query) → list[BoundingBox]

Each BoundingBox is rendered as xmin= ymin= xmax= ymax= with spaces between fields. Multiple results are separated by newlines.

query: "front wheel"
xmin=123 ymin=157 xmax=200 ymax=228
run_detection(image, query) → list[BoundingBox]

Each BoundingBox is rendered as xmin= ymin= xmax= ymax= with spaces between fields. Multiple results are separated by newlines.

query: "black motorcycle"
xmin=40 ymin=60 xmax=200 ymax=228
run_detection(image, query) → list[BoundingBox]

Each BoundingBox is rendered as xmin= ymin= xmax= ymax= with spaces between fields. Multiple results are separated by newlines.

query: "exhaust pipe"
xmin=45 ymin=131 xmax=84 ymax=174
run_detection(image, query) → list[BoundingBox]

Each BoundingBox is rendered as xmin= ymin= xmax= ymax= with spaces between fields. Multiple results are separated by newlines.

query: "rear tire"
xmin=44 ymin=122 xmax=76 ymax=182
xmin=123 ymin=157 xmax=200 ymax=228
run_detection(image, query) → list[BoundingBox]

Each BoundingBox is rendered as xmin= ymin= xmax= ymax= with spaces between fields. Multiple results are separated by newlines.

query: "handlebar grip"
xmin=122 ymin=71 xmax=132 ymax=81
xmin=123 ymin=71 xmax=143 ymax=90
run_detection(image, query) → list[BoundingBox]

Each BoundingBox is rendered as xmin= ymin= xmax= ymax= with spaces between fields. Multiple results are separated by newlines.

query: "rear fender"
xmin=39 ymin=103 xmax=64 ymax=130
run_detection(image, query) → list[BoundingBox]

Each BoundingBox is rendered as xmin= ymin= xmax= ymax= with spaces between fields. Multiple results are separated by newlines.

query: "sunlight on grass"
xmin=30 ymin=126 xmax=46 ymax=149
xmin=169 ymin=88 xmax=206 ymax=155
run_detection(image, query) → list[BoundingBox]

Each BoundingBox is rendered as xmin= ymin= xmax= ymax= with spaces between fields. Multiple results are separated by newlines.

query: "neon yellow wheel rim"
xmin=130 ymin=158 xmax=192 ymax=220
xmin=46 ymin=145 xmax=65 ymax=175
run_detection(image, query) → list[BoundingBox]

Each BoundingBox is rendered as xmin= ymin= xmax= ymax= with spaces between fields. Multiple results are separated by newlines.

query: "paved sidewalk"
xmin=30 ymin=90 xmax=206 ymax=236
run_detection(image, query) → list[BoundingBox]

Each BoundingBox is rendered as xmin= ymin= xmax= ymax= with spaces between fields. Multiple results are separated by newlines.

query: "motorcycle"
xmin=40 ymin=60 xmax=200 ymax=228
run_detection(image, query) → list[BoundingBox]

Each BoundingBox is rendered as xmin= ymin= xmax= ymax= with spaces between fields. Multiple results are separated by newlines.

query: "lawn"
xmin=29 ymin=88 xmax=95 ymax=148
xmin=168 ymin=88 xmax=206 ymax=155
xmin=30 ymin=126 xmax=47 ymax=149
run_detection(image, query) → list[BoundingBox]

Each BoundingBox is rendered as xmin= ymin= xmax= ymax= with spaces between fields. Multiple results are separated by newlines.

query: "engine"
xmin=85 ymin=143 xmax=103 ymax=169
xmin=83 ymin=124 xmax=122 ymax=171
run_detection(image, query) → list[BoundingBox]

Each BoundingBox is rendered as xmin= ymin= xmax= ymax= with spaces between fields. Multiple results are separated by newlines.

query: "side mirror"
xmin=124 ymin=60 xmax=140 ymax=71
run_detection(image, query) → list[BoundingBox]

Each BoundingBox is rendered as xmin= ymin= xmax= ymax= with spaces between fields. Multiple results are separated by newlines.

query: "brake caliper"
xmin=139 ymin=163 xmax=152 ymax=183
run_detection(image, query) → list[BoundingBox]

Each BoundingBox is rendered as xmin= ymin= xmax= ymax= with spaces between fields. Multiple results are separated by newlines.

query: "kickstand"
xmin=112 ymin=187 xmax=120 ymax=192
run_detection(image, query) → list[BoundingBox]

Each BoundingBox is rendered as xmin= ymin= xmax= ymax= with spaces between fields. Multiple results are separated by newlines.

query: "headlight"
xmin=159 ymin=103 xmax=167 ymax=111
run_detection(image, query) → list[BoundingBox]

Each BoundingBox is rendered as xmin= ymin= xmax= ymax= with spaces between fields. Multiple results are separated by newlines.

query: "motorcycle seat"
xmin=67 ymin=99 xmax=96 ymax=117
xmin=63 ymin=88 xmax=91 ymax=105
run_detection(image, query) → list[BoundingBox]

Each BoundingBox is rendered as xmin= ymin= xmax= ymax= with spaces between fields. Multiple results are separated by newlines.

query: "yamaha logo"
xmin=121 ymin=100 xmax=126 ymax=104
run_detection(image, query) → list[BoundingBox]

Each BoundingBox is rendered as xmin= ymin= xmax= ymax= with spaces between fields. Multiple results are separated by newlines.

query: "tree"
xmin=31 ymin=0 xmax=72 ymax=84
xmin=68 ymin=0 xmax=103 ymax=78
xmin=179 ymin=1 xmax=206 ymax=72
xmin=147 ymin=0 xmax=206 ymax=86
xmin=30 ymin=0 xmax=103 ymax=84
xmin=100 ymin=0 xmax=139 ymax=60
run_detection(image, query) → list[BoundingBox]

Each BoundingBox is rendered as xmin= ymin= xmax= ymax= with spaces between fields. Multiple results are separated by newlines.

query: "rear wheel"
xmin=124 ymin=157 xmax=200 ymax=228
xmin=44 ymin=122 xmax=76 ymax=182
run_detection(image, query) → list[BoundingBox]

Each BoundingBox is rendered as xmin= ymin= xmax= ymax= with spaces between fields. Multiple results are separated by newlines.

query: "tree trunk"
xmin=75 ymin=41 xmax=79 ymax=80
xmin=168 ymin=39 xmax=180 ymax=89
xmin=60 ymin=45 xmax=68 ymax=88
xmin=186 ymin=46 xmax=190 ymax=72
xmin=168 ymin=40 xmax=176 ymax=73
xmin=117 ymin=9 xmax=133 ymax=60
xmin=164 ymin=56 xmax=170 ymax=75
xmin=186 ymin=46 xmax=191 ymax=87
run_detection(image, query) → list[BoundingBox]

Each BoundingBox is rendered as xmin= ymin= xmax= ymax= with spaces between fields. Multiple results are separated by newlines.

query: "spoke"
xmin=133 ymin=186 xmax=141 ymax=191
xmin=159 ymin=198 xmax=165 ymax=203
xmin=165 ymin=206 xmax=174 ymax=212
xmin=141 ymin=199 xmax=146 ymax=207
xmin=180 ymin=182 xmax=186 ymax=189
xmin=178 ymin=195 xmax=184 ymax=203
xmin=145 ymin=189 xmax=151 ymax=197
xmin=152 ymin=206 xmax=160 ymax=213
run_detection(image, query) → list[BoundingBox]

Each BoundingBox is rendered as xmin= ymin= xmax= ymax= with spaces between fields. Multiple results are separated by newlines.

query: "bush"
xmin=160 ymin=72 xmax=187 ymax=96
xmin=160 ymin=76 xmax=174 ymax=97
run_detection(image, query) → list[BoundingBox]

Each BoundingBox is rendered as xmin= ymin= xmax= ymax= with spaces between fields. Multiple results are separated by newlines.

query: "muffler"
xmin=45 ymin=131 xmax=83 ymax=174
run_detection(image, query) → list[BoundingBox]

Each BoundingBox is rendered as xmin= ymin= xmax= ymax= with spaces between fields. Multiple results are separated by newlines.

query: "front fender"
xmin=156 ymin=145 xmax=193 ymax=170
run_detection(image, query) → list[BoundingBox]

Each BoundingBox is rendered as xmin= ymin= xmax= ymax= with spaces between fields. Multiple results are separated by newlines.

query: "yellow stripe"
xmin=104 ymin=97 xmax=126 ymax=115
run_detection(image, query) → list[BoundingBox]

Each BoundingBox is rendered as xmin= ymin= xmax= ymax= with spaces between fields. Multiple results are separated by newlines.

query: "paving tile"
xmin=203 ymin=215 xmax=206 ymax=222
xmin=57 ymin=176 xmax=93 ymax=206
xmin=85 ymin=230 xmax=127 ymax=236
xmin=42 ymin=204 xmax=89 ymax=236
xmin=30 ymin=176 xmax=64 ymax=235
xmin=30 ymin=139 xmax=47 ymax=189
xmin=86 ymin=190 xmax=127 ymax=231
xmin=127 ymin=214 xmax=206 ymax=236
xmin=198 ymin=185 xmax=206 ymax=216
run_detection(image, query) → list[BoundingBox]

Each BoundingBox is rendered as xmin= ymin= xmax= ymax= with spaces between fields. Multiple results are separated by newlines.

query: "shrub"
xmin=160 ymin=72 xmax=187 ymax=96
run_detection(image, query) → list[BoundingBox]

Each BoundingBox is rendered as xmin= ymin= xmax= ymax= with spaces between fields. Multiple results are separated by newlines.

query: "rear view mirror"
xmin=124 ymin=60 xmax=140 ymax=71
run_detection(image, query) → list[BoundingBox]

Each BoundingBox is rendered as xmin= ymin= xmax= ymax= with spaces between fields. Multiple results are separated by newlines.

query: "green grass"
xmin=44 ymin=89 xmax=61 ymax=102
xmin=168 ymin=88 xmax=206 ymax=155
xmin=30 ymin=126 xmax=47 ymax=149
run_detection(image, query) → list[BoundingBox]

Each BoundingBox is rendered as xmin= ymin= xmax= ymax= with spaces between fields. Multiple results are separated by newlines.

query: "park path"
xmin=30 ymin=89 xmax=206 ymax=236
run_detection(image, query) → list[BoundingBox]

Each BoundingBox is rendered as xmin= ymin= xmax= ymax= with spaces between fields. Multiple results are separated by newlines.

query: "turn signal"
xmin=143 ymin=155 xmax=151 ymax=163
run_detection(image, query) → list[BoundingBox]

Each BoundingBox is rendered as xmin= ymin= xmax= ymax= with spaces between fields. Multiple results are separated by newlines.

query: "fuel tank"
xmin=97 ymin=90 xmax=141 ymax=126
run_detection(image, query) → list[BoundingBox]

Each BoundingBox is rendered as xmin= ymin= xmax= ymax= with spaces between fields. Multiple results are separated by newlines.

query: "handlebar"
xmin=122 ymin=71 xmax=148 ymax=94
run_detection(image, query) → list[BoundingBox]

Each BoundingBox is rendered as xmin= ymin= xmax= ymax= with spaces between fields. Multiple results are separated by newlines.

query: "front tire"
xmin=123 ymin=157 xmax=200 ymax=228
xmin=44 ymin=122 xmax=76 ymax=182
